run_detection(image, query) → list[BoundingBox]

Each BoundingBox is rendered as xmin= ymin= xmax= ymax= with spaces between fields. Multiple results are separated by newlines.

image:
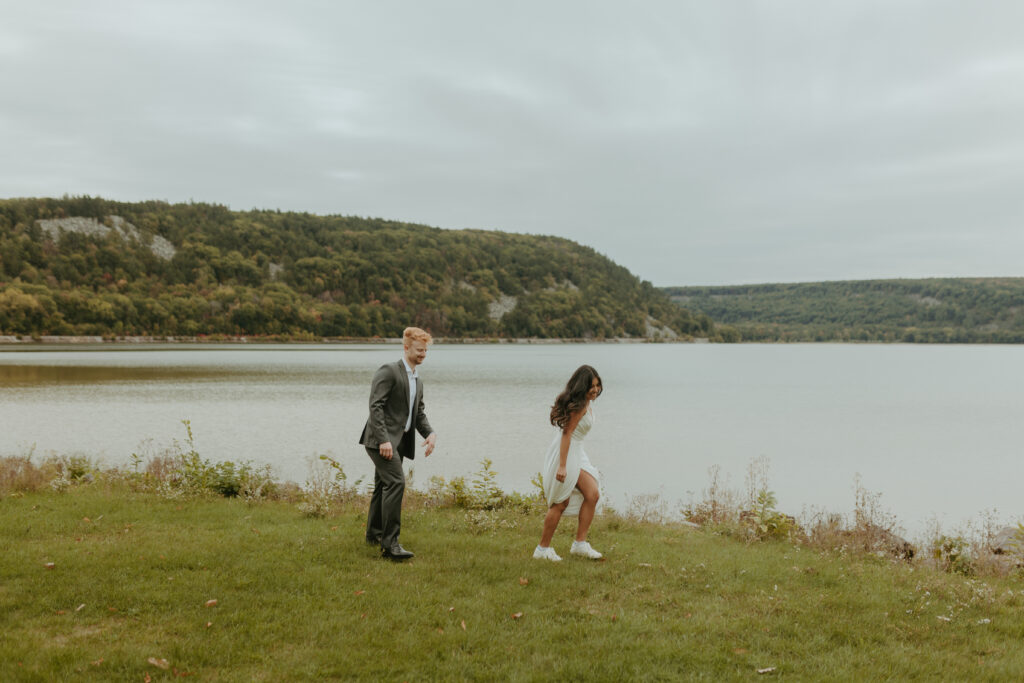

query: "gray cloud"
xmin=3 ymin=1 xmax=1024 ymax=285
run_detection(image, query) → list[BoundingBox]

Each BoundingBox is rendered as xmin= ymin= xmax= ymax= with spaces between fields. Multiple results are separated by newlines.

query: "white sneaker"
xmin=570 ymin=540 xmax=603 ymax=559
xmin=533 ymin=546 xmax=562 ymax=561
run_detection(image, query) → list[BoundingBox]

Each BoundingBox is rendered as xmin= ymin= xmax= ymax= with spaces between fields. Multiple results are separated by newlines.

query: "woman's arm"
xmin=555 ymin=406 xmax=586 ymax=482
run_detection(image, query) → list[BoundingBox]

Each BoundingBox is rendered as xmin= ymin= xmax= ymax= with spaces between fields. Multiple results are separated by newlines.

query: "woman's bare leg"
xmin=540 ymin=500 xmax=569 ymax=547
xmin=574 ymin=470 xmax=600 ymax=542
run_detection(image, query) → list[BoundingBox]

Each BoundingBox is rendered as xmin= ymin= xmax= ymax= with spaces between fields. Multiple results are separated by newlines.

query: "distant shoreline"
xmin=0 ymin=335 xmax=701 ymax=346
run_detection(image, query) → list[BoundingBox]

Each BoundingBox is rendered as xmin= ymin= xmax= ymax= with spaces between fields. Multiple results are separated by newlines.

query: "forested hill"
xmin=664 ymin=278 xmax=1024 ymax=343
xmin=0 ymin=197 xmax=711 ymax=340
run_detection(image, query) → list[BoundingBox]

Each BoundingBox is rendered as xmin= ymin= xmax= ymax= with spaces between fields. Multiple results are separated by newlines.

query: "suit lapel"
xmin=396 ymin=360 xmax=410 ymax=414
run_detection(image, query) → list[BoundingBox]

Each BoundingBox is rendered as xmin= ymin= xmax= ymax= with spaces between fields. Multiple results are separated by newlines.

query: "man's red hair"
xmin=403 ymin=327 xmax=433 ymax=345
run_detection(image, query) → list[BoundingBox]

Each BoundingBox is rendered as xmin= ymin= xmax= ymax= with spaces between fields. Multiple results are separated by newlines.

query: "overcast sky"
xmin=3 ymin=1 xmax=1024 ymax=286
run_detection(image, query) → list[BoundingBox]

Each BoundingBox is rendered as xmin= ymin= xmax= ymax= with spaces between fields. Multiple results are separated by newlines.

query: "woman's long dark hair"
xmin=550 ymin=365 xmax=603 ymax=430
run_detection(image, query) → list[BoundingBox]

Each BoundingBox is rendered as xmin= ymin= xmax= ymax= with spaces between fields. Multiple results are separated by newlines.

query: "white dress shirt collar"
xmin=401 ymin=357 xmax=417 ymax=431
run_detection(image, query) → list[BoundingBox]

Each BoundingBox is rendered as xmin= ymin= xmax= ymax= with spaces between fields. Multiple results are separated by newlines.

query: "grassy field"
xmin=3 ymin=483 xmax=1024 ymax=681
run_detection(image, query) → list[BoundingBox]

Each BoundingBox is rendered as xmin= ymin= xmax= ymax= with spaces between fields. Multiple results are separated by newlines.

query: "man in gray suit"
xmin=359 ymin=326 xmax=437 ymax=560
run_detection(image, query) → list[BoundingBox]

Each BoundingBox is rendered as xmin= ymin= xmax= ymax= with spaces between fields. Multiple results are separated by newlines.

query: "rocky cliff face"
xmin=37 ymin=216 xmax=176 ymax=260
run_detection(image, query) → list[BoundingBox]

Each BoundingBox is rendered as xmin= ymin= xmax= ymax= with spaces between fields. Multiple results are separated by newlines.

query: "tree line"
xmin=0 ymin=196 xmax=710 ymax=340
xmin=664 ymin=278 xmax=1024 ymax=343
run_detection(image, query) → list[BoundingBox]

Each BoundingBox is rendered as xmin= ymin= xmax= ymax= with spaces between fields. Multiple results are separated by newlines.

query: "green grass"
xmin=3 ymin=486 xmax=1024 ymax=681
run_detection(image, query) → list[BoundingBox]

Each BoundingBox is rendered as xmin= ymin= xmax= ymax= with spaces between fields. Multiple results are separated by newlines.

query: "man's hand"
xmin=379 ymin=442 xmax=393 ymax=460
xmin=422 ymin=433 xmax=437 ymax=457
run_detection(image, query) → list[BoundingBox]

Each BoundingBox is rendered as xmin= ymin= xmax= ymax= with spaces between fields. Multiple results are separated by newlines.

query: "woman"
xmin=534 ymin=365 xmax=604 ymax=561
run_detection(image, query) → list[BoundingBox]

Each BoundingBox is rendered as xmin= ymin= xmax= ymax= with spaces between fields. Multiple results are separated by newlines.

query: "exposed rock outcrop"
xmin=37 ymin=216 xmax=176 ymax=260
xmin=645 ymin=315 xmax=679 ymax=340
xmin=488 ymin=294 xmax=518 ymax=321
xmin=990 ymin=526 xmax=1024 ymax=555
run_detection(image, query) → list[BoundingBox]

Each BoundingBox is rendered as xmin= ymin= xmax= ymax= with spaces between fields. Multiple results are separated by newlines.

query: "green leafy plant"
xmin=469 ymin=458 xmax=503 ymax=510
xmin=931 ymin=535 xmax=974 ymax=575
xmin=530 ymin=471 xmax=545 ymax=497
xmin=425 ymin=460 xmax=540 ymax=512
xmin=133 ymin=420 xmax=276 ymax=499
xmin=742 ymin=489 xmax=794 ymax=541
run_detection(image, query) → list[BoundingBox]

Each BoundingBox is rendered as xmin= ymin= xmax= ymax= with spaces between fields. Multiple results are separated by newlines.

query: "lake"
xmin=1 ymin=343 xmax=1021 ymax=539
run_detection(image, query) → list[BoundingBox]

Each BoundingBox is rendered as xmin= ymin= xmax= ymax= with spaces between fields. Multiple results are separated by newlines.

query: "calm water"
xmin=1 ymin=343 xmax=1021 ymax=537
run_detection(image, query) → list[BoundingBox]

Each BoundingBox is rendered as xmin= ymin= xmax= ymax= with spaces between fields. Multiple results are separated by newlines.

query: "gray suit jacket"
xmin=358 ymin=360 xmax=434 ymax=459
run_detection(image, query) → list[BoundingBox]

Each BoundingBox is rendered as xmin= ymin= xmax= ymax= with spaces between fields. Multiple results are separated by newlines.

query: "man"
xmin=359 ymin=326 xmax=438 ymax=560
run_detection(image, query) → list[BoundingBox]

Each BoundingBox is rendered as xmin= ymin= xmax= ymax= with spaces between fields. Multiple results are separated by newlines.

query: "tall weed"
xmin=298 ymin=453 xmax=364 ymax=517
xmin=0 ymin=449 xmax=49 ymax=496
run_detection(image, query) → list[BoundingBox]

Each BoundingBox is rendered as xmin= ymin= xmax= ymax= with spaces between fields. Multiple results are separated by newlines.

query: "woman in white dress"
xmin=534 ymin=365 xmax=604 ymax=561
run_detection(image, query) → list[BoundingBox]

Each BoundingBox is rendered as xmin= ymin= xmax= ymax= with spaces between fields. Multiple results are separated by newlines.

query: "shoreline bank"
xmin=0 ymin=334 xmax=702 ymax=346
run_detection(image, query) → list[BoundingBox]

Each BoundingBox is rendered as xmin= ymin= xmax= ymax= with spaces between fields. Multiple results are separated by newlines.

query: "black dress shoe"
xmin=382 ymin=544 xmax=414 ymax=561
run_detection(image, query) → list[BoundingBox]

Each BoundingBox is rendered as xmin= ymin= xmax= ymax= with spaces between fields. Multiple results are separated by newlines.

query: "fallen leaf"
xmin=205 ymin=621 xmax=212 ymax=628
xmin=75 ymin=604 xmax=85 ymax=612
xmin=75 ymin=537 xmax=82 ymax=542
xmin=518 ymin=577 xmax=529 ymax=586
xmin=360 ymin=613 xmax=367 ymax=619
xmin=83 ymin=517 xmax=91 ymax=523
xmin=204 ymin=599 xmax=218 ymax=608
xmin=685 ymin=613 xmax=692 ymax=619
xmin=460 ymin=620 xmax=466 ymax=631
xmin=611 ymin=615 xmax=618 ymax=622
xmin=44 ymin=562 xmax=55 ymax=570
xmin=448 ymin=606 xmax=455 ymax=613
xmin=145 ymin=675 xmax=151 ymax=683
xmin=638 ymin=563 xmax=652 ymax=567
xmin=148 ymin=657 xmax=170 ymax=670
xmin=354 ymin=590 xmax=365 ymax=596
xmin=437 ymin=628 xmax=444 ymax=634
xmin=511 ymin=612 xmax=523 ymax=620
xmin=91 ymin=658 xmax=104 ymax=666
xmin=107 ymin=607 xmax=117 ymax=613
xmin=733 ymin=648 xmax=748 ymax=655
xmin=757 ymin=667 xmax=776 ymax=674
xmin=55 ymin=610 xmax=66 ymax=615
xmin=330 ymin=526 xmax=338 ymax=531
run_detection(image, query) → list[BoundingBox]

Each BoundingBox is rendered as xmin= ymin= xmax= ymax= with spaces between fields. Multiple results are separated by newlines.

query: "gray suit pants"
xmin=365 ymin=430 xmax=413 ymax=548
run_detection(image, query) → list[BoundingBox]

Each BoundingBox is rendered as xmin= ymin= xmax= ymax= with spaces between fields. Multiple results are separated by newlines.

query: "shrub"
xmin=931 ymin=535 xmax=974 ymax=575
xmin=740 ymin=489 xmax=795 ymax=541
xmin=0 ymin=453 xmax=49 ymax=496
xmin=1 ymin=451 xmax=101 ymax=496
xmin=299 ymin=453 xmax=364 ymax=518
xmin=682 ymin=465 xmax=742 ymax=526
xmin=425 ymin=459 xmax=543 ymax=512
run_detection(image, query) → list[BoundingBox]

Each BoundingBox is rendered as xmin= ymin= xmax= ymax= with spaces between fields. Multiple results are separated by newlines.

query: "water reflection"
xmin=0 ymin=364 xmax=241 ymax=386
